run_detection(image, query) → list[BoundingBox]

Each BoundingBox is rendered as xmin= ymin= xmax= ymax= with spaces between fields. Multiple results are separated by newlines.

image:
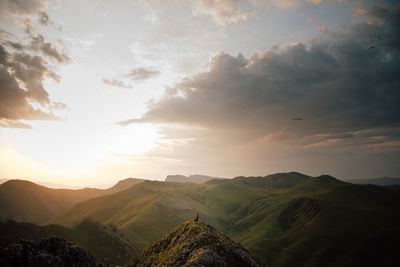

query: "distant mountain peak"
xmin=165 ymin=174 xmax=223 ymax=184
xmin=348 ymin=177 xmax=400 ymax=186
xmin=105 ymin=177 xmax=146 ymax=194
xmin=128 ymin=221 xmax=266 ymax=267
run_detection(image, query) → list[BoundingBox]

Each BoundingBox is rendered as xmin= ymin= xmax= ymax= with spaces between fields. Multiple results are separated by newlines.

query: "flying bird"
xmin=293 ymin=118 xmax=303 ymax=121
xmin=369 ymin=45 xmax=376 ymax=49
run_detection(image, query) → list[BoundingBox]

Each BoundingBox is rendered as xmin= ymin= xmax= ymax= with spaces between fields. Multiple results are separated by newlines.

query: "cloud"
xmin=189 ymin=0 xmax=329 ymax=25
xmin=103 ymin=78 xmax=132 ymax=89
xmin=128 ymin=67 xmax=160 ymax=81
xmin=0 ymin=119 xmax=32 ymax=129
xmin=121 ymin=5 xmax=400 ymax=152
xmin=315 ymin=24 xmax=327 ymax=31
xmin=0 ymin=16 xmax=69 ymax=128
xmin=29 ymin=35 xmax=70 ymax=64
xmin=0 ymin=61 xmax=59 ymax=126
xmin=0 ymin=0 xmax=47 ymax=16
xmin=38 ymin=11 xmax=51 ymax=26
xmin=191 ymin=0 xmax=248 ymax=25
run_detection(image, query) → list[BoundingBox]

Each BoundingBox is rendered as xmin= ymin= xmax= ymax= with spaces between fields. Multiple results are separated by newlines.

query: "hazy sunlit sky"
xmin=0 ymin=0 xmax=399 ymax=187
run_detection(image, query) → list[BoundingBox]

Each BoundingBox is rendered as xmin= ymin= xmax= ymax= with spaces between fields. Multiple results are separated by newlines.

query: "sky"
xmin=0 ymin=0 xmax=399 ymax=187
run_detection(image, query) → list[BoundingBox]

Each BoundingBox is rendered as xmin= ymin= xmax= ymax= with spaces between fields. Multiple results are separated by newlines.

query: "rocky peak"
xmin=128 ymin=221 xmax=266 ymax=266
xmin=0 ymin=237 xmax=112 ymax=267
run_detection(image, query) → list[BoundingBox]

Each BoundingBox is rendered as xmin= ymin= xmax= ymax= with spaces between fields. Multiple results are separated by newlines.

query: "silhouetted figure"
xmin=194 ymin=212 xmax=199 ymax=222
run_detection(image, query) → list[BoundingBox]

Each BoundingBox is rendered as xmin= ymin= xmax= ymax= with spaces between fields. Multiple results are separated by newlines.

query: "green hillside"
xmin=0 ymin=219 xmax=139 ymax=265
xmin=128 ymin=221 xmax=265 ymax=266
xmin=50 ymin=172 xmax=400 ymax=266
xmin=0 ymin=178 xmax=145 ymax=224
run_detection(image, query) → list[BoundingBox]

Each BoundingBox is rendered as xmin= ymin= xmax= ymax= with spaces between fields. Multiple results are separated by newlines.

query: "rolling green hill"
xmin=0 ymin=178 xmax=145 ymax=224
xmin=0 ymin=219 xmax=139 ymax=265
xmin=50 ymin=172 xmax=400 ymax=266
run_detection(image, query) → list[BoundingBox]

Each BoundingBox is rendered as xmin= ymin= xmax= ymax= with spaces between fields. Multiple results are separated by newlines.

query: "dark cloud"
xmin=29 ymin=35 xmax=70 ymax=64
xmin=0 ymin=1 xmax=68 ymax=128
xmin=0 ymin=64 xmax=59 ymax=124
xmin=38 ymin=11 xmax=50 ymax=26
xmin=4 ymin=40 xmax=25 ymax=50
xmin=103 ymin=78 xmax=132 ymax=89
xmin=120 ymin=6 xmax=400 ymax=150
xmin=0 ymin=0 xmax=47 ymax=16
xmin=0 ymin=33 xmax=67 ymax=128
xmin=128 ymin=67 xmax=160 ymax=81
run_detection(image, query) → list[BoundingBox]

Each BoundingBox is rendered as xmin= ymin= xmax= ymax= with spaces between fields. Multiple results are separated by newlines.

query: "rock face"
xmin=128 ymin=221 xmax=266 ymax=267
xmin=0 ymin=237 xmax=112 ymax=267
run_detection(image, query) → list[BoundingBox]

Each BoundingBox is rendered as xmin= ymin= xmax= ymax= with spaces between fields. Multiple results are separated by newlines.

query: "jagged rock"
xmin=128 ymin=221 xmax=266 ymax=267
xmin=0 ymin=237 xmax=112 ymax=267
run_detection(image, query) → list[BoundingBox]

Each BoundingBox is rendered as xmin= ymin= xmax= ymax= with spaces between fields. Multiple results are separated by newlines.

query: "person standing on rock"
xmin=194 ymin=212 xmax=199 ymax=222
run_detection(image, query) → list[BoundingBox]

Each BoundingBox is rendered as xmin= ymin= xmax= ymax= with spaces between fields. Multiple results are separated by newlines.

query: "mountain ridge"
xmin=0 ymin=178 xmax=146 ymax=224
xmin=348 ymin=177 xmax=400 ymax=186
xmin=165 ymin=174 xmax=224 ymax=184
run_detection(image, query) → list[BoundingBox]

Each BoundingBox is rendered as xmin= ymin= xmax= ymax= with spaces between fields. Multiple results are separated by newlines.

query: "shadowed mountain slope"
xmin=0 ymin=237 xmax=111 ymax=267
xmin=0 ymin=219 xmax=139 ymax=265
xmin=128 ymin=221 xmax=265 ymax=267
xmin=0 ymin=178 xmax=145 ymax=224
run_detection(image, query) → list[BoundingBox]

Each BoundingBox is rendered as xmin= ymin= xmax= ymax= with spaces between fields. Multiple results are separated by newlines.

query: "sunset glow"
xmin=1 ymin=0 xmax=399 ymax=186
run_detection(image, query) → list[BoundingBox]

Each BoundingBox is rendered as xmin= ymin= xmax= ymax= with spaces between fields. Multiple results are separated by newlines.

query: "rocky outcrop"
xmin=128 ymin=221 xmax=266 ymax=267
xmin=0 ymin=219 xmax=139 ymax=265
xmin=0 ymin=237 xmax=112 ymax=267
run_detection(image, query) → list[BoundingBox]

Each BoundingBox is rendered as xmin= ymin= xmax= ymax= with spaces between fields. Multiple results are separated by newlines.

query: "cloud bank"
xmin=190 ymin=0 xmax=329 ymax=25
xmin=119 ymin=5 xmax=400 ymax=176
xmin=0 ymin=1 xmax=69 ymax=128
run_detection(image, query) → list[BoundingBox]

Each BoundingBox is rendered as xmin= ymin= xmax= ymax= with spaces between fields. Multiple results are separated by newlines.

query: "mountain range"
xmin=165 ymin=174 xmax=223 ymax=184
xmin=0 ymin=178 xmax=145 ymax=224
xmin=1 ymin=172 xmax=400 ymax=266
xmin=348 ymin=177 xmax=400 ymax=186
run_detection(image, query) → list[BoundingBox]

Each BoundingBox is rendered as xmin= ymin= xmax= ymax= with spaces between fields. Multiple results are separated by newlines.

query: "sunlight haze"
xmin=1 ymin=0 xmax=399 ymax=187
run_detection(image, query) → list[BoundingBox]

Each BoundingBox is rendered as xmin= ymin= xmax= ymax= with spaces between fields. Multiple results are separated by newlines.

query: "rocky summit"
xmin=128 ymin=221 xmax=266 ymax=267
xmin=0 ymin=237 xmax=111 ymax=267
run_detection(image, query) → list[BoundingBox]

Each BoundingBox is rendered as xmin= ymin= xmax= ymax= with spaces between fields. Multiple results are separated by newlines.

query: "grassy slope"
xmin=0 ymin=178 xmax=145 ymax=225
xmin=128 ymin=221 xmax=264 ymax=267
xmin=0 ymin=219 xmax=139 ymax=265
xmin=51 ymin=172 xmax=400 ymax=267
